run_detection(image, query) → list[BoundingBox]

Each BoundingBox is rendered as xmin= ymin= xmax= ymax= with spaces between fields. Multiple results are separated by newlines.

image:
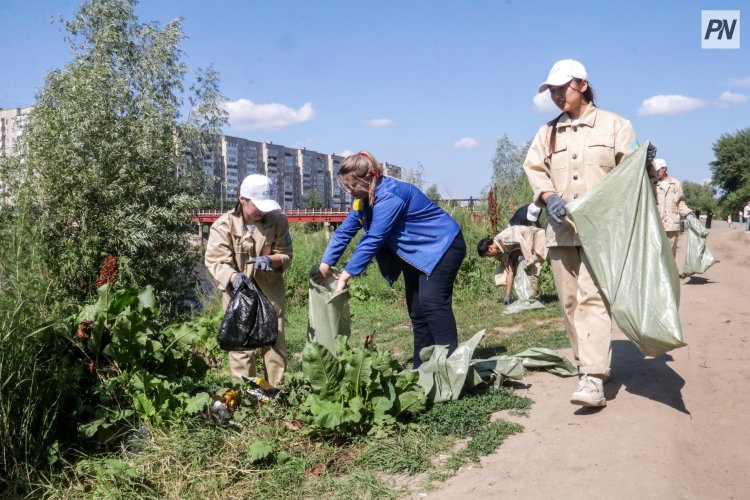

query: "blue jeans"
xmin=403 ymin=232 xmax=466 ymax=367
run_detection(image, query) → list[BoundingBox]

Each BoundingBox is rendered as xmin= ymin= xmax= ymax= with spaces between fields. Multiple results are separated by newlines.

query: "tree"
xmin=401 ymin=162 xmax=425 ymax=190
xmin=424 ymin=184 xmax=441 ymax=202
xmin=3 ymin=0 xmax=226 ymax=317
xmin=710 ymin=128 xmax=750 ymax=195
xmin=490 ymin=135 xmax=532 ymax=225
xmin=682 ymin=181 xmax=717 ymax=214
xmin=304 ymin=187 xmax=323 ymax=209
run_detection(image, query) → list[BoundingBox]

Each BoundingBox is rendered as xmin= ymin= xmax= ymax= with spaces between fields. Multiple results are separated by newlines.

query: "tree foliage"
xmin=3 ymin=0 xmax=226 ymax=317
xmin=490 ymin=135 xmax=532 ymax=227
xmin=682 ymin=181 xmax=717 ymax=214
xmin=424 ymin=184 xmax=441 ymax=202
xmin=710 ymin=127 xmax=750 ymax=195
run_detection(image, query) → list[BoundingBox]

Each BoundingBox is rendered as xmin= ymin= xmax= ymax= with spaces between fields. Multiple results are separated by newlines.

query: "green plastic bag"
xmin=307 ymin=266 xmax=351 ymax=355
xmin=566 ymin=142 xmax=686 ymax=357
xmin=682 ymin=214 xmax=718 ymax=277
xmin=502 ymin=261 xmax=545 ymax=315
xmin=415 ymin=331 xmax=576 ymax=403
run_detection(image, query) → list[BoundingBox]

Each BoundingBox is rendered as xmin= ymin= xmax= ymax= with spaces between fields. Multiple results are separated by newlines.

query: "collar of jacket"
xmin=555 ymin=104 xmax=598 ymax=130
xmin=228 ymin=209 xmax=277 ymax=237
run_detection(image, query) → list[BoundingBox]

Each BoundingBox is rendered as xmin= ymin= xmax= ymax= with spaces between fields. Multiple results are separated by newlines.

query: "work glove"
xmin=251 ymin=256 xmax=273 ymax=272
xmin=503 ymin=294 xmax=512 ymax=305
xmin=232 ymin=272 xmax=246 ymax=289
xmin=545 ymin=194 xmax=567 ymax=224
xmin=646 ymin=142 xmax=657 ymax=162
xmin=517 ymin=255 xmax=525 ymax=263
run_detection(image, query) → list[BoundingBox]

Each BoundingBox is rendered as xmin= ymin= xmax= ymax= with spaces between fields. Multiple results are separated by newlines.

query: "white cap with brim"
xmin=538 ymin=59 xmax=588 ymax=93
xmin=240 ymin=174 xmax=282 ymax=213
xmin=653 ymin=158 xmax=667 ymax=170
xmin=526 ymin=203 xmax=542 ymax=222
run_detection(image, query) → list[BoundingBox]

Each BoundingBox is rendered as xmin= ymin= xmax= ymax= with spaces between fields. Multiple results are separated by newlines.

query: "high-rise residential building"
xmin=201 ymin=134 xmax=405 ymax=209
xmin=0 ymin=107 xmax=31 ymax=157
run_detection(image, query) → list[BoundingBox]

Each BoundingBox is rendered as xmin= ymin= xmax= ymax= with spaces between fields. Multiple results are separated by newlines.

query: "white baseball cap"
xmin=526 ymin=203 xmax=542 ymax=222
xmin=653 ymin=158 xmax=668 ymax=170
xmin=240 ymin=174 xmax=281 ymax=213
xmin=538 ymin=59 xmax=588 ymax=93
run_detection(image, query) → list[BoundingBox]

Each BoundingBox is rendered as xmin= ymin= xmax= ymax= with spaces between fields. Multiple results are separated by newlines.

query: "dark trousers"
xmin=403 ymin=232 xmax=466 ymax=367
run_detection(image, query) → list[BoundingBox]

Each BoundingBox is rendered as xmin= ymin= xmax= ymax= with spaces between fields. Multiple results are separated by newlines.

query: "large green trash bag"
xmin=415 ymin=331 xmax=576 ymax=403
xmin=502 ymin=261 xmax=545 ymax=315
xmin=682 ymin=214 xmax=718 ymax=277
xmin=566 ymin=142 xmax=686 ymax=356
xmin=307 ymin=266 xmax=351 ymax=354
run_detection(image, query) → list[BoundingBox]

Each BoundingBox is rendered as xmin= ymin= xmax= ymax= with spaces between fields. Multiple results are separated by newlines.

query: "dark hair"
xmin=477 ymin=237 xmax=493 ymax=256
xmin=574 ymin=78 xmax=596 ymax=106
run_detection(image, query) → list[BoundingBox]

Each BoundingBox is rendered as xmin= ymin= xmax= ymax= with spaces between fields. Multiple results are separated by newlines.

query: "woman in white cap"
xmin=522 ymin=59 xmax=655 ymax=408
xmin=204 ymin=174 xmax=293 ymax=386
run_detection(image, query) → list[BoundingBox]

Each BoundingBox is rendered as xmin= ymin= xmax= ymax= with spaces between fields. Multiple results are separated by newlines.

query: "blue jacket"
xmin=322 ymin=176 xmax=460 ymax=284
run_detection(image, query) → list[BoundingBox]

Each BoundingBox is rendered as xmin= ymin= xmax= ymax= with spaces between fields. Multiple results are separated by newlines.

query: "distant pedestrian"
xmin=727 ymin=213 xmax=733 ymax=228
xmin=653 ymin=158 xmax=694 ymax=258
xmin=706 ymin=208 xmax=713 ymax=229
xmin=744 ymin=201 xmax=750 ymax=232
xmin=739 ymin=210 xmax=744 ymax=224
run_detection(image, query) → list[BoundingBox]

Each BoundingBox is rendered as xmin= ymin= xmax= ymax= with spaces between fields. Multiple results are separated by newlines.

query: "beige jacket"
xmin=653 ymin=175 xmax=690 ymax=232
xmin=204 ymin=209 xmax=292 ymax=315
xmin=492 ymin=225 xmax=547 ymax=286
xmin=523 ymin=105 xmax=637 ymax=247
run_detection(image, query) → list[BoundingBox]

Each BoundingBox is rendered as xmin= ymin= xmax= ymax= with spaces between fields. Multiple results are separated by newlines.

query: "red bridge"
xmin=192 ymin=208 xmax=350 ymax=224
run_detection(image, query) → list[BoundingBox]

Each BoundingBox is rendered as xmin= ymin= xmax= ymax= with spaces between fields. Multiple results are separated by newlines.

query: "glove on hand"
xmin=503 ymin=294 xmax=512 ymax=305
xmin=517 ymin=255 xmax=525 ymax=263
xmin=232 ymin=272 xmax=246 ymax=289
xmin=252 ymin=256 xmax=273 ymax=272
xmin=646 ymin=142 xmax=657 ymax=162
xmin=545 ymin=194 xmax=567 ymax=224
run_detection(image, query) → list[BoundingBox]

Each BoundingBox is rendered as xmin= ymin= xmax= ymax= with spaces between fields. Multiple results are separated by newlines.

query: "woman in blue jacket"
xmin=313 ymin=151 xmax=466 ymax=367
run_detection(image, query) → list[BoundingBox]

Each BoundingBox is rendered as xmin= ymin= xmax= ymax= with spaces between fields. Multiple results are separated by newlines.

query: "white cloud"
xmin=717 ymin=90 xmax=748 ymax=105
xmin=365 ymin=118 xmax=393 ymax=127
xmin=729 ymin=76 xmax=750 ymax=87
xmin=637 ymin=95 xmax=705 ymax=116
xmin=453 ymin=137 xmax=479 ymax=149
xmin=533 ymin=90 xmax=559 ymax=113
xmin=338 ymin=150 xmax=354 ymax=158
xmin=223 ymin=99 xmax=314 ymax=130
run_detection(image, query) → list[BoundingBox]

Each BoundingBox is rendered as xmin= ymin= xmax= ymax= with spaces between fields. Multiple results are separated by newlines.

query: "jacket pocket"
xmin=584 ymin=133 xmax=615 ymax=170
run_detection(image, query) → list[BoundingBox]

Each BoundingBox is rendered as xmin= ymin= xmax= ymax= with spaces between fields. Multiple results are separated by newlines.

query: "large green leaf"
xmin=302 ymin=341 xmax=343 ymax=399
xmin=248 ymin=440 xmax=273 ymax=463
xmin=343 ymin=347 xmax=373 ymax=398
xmin=308 ymin=394 xmax=345 ymax=429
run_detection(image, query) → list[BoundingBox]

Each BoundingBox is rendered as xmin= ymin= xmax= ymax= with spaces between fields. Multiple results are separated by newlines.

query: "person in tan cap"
xmin=523 ymin=59 xmax=655 ymax=408
xmin=652 ymin=158 xmax=694 ymax=257
xmin=204 ymin=174 xmax=292 ymax=386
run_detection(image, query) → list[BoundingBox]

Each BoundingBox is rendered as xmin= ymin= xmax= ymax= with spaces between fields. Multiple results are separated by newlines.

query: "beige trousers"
xmin=223 ymin=291 xmax=287 ymax=387
xmin=227 ymin=319 xmax=286 ymax=386
xmin=549 ymin=246 xmax=612 ymax=376
xmin=666 ymin=231 xmax=679 ymax=258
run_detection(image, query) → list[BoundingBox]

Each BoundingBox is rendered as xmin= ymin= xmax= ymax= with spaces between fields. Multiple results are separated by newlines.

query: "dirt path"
xmin=425 ymin=224 xmax=750 ymax=500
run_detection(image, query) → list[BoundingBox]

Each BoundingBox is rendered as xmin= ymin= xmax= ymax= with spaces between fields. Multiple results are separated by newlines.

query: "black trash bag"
xmin=217 ymin=276 xmax=278 ymax=351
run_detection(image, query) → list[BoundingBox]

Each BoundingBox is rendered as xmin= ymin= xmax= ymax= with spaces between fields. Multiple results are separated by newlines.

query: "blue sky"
xmin=1 ymin=0 xmax=747 ymax=198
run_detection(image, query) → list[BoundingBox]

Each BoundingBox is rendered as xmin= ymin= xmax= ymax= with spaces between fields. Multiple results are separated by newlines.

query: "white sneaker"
xmin=571 ymin=375 xmax=606 ymax=407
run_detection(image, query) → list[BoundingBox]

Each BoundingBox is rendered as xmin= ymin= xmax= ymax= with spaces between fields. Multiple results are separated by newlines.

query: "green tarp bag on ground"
xmin=682 ymin=214 xmax=718 ymax=277
xmin=502 ymin=261 xmax=545 ymax=315
xmin=415 ymin=331 xmax=576 ymax=404
xmin=566 ymin=142 xmax=686 ymax=357
xmin=307 ymin=266 xmax=351 ymax=354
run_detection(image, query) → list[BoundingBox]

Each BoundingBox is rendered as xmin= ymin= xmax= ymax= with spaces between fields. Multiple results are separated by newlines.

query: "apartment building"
xmin=208 ymin=135 xmax=404 ymax=209
xmin=0 ymin=107 xmax=31 ymax=157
